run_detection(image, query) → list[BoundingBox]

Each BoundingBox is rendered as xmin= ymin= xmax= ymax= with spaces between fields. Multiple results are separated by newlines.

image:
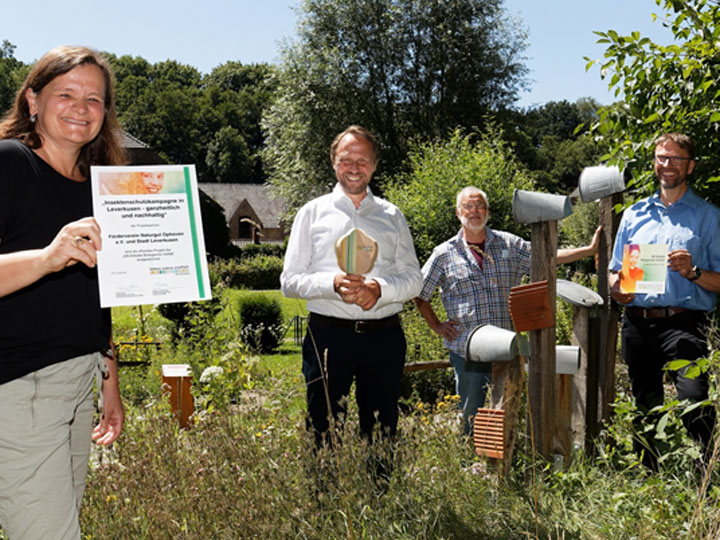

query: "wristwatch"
xmin=688 ymin=266 xmax=702 ymax=281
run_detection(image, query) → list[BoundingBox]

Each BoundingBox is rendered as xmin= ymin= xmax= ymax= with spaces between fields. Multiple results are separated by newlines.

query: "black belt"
xmin=309 ymin=312 xmax=400 ymax=334
xmin=625 ymin=306 xmax=691 ymax=319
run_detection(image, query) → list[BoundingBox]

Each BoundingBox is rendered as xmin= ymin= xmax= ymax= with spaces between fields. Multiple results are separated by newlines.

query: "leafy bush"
xmin=195 ymin=343 xmax=264 ymax=411
xmin=384 ymin=126 xmax=535 ymax=263
xmin=235 ymin=241 xmax=286 ymax=259
xmin=559 ymin=199 xmax=600 ymax=276
xmin=588 ymin=0 xmax=720 ymax=206
xmin=400 ymin=300 xmax=455 ymax=405
xmin=400 ymin=368 xmax=455 ymax=407
xmin=157 ymin=293 xmax=223 ymax=343
xmin=211 ymin=255 xmax=284 ymax=290
xmin=238 ymin=293 xmax=284 ymax=353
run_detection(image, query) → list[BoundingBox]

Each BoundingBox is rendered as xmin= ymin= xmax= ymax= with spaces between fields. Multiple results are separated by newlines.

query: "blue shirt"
xmin=418 ymin=228 xmax=531 ymax=357
xmin=610 ymin=187 xmax=720 ymax=311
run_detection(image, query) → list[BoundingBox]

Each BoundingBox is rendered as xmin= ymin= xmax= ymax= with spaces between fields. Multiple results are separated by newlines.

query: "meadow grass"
xmin=78 ymin=379 xmax=720 ymax=539
xmin=3 ymin=298 xmax=718 ymax=539
xmin=91 ymin=298 xmax=720 ymax=539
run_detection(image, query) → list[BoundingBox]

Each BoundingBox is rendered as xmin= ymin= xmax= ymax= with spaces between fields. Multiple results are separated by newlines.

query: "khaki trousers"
xmin=0 ymin=354 xmax=98 ymax=540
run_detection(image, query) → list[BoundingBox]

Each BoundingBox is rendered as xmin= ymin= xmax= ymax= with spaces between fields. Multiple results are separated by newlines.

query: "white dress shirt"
xmin=281 ymin=184 xmax=422 ymax=319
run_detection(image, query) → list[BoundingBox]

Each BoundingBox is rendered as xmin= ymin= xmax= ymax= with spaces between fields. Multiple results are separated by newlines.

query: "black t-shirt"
xmin=0 ymin=139 xmax=110 ymax=384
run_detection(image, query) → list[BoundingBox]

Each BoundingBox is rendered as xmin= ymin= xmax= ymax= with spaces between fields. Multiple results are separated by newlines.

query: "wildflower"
xmin=200 ymin=366 xmax=224 ymax=383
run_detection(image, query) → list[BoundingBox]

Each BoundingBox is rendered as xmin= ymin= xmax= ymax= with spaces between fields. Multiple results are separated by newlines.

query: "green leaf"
xmin=665 ymin=359 xmax=691 ymax=371
xmin=655 ymin=412 xmax=671 ymax=438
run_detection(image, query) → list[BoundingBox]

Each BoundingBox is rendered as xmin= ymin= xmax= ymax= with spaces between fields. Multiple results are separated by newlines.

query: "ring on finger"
xmin=74 ymin=236 xmax=86 ymax=247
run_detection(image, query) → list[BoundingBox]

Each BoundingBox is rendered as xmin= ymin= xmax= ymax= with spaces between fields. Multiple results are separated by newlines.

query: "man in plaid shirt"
xmin=414 ymin=186 xmax=599 ymax=434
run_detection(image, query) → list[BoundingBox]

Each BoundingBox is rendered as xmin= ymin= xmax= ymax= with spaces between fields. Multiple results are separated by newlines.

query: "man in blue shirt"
xmin=610 ymin=133 xmax=720 ymax=471
xmin=415 ymin=186 xmax=599 ymax=434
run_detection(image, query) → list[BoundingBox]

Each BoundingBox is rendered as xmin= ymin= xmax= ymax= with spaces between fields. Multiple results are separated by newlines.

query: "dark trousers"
xmin=622 ymin=310 xmax=716 ymax=470
xmin=302 ymin=317 xmax=406 ymax=449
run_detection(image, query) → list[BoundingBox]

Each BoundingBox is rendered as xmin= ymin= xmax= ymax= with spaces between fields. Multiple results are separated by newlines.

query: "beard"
xmin=460 ymin=214 xmax=486 ymax=233
xmin=656 ymin=165 xmax=688 ymax=190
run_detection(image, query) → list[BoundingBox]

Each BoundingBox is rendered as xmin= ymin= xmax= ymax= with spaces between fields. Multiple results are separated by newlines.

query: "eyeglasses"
xmin=655 ymin=155 xmax=691 ymax=166
xmin=460 ymin=203 xmax=487 ymax=211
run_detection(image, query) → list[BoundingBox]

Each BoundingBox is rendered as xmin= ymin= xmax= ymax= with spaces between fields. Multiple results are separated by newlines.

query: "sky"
xmin=2 ymin=0 xmax=673 ymax=109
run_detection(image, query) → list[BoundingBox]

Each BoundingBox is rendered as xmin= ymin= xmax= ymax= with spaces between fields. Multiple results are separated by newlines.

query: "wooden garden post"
xmin=596 ymin=193 xmax=623 ymax=426
xmin=528 ymin=220 xmax=558 ymax=460
xmin=487 ymin=355 xmax=525 ymax=475
xmin=570 ymin=303 xmax=602 ymax=450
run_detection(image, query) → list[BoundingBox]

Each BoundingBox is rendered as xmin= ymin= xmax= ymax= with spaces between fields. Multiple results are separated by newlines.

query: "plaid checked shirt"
xmin=418 ymin=228 xmax=531 ymax=358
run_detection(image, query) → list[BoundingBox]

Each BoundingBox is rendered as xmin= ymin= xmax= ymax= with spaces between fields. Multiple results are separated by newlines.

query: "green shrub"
xmin=238 ymin=293 xmax=284 ymax=353
xmin=235 ymin=241 xmax=286 ymax=259
xmin=559 ymin=199 xmax=600 ymax=276
xmin=400 ymin=299 xmax=455 ymax=405
xmin=238 ymin=255 xmax=283 ymax=289
xmin=195 ymin=343 xmax=264 ymax=411
xmin=384 ymin=127 xmax=535 ymax=263
xmin=400 ymin=367 xmax=455 ymax=407
xmin=211 ymin=255 xmax=284 ymax=290
xmin=157 ymin=293 xmax=224 ymax=343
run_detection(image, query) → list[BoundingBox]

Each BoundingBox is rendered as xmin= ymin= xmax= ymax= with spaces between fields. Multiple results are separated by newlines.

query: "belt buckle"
xmin=354 ymin=321 xmax=366 ymax=334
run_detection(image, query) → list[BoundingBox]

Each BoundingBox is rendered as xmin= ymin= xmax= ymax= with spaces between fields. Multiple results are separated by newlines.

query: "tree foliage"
xmin=519 ymin=98 xmax=601 ymax=147
xmin=532 ymin=134 xmax=603 ymax=194
xmin=0 ymin=40 xmax=28 ymax=115
xmin=106 ymin=54 xmax=275 ymax=182
xmin=263 ymin=0 xmax=529 ymax=214
xmin=205 ymin=125 xmax=252 ymax=182
xmin=500 ymin=98 xmax=605 ymax=194
xmin=588 ymin=0 xmax=720 ymax=205
xmin=383 ymin=127 xmax=534 ymax=263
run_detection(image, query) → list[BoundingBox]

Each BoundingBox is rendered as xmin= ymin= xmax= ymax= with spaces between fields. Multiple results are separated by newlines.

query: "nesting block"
xmin=474 ymin=408 xmax=506 ymax=460
xmin=161 ymin=364 xmax=194 ymax=429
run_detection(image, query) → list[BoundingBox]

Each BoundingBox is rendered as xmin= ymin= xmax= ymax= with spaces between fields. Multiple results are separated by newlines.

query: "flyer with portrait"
xmin=90 ymin=164 xmax=211 ymax=307
xmin=620 ymin=243 xmax=668 ymax=294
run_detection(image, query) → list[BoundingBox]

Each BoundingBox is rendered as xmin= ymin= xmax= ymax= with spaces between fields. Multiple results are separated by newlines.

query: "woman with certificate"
xmin=0 ymin=46 xmax=125 ymax=539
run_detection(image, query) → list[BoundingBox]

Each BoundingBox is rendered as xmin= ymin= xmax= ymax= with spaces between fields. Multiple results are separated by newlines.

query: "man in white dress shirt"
xmin=281 ymin=126 xmax=422 ymax=456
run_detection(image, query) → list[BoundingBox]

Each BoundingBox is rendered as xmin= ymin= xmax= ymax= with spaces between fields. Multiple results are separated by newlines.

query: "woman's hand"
xmin=92 ymin=349 xmax=124 ymax=446
xmin=40 ymin=217 xmax=102 ymax=273
xmin=92 ymin=391 xmax=124 ymax=446
xmin=0 ymin=217 xmax=103 ymax=298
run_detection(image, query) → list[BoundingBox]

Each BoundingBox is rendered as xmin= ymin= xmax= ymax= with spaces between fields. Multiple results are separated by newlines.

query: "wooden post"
xmin=162 ymin=364 xmax=194 ymax=429
xmin=570 ymin=306 xmax=590 ymax=447
xmin=596 ymin=194 xmax=623 ymax=425
xmin=487 ymin=355 xmax=525 ymax=476
xmin=528 ymin=221 xmax=558 ymax=459
xmin=569 ymin=304 xmax=603 ymax=450
xmin=555 ymin=373 xmax=573 ymax=464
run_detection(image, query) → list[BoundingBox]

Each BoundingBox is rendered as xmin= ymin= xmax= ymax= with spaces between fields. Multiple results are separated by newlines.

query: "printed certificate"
xmin=90 ymin=165 xmax=211 ymax=307
xmin=620 ymin=243 xmax=668 ymax=294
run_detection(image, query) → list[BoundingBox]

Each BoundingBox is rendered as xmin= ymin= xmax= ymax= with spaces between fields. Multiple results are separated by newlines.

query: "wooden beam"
xmin=403 ymin=360 xmax=452 ymax=373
